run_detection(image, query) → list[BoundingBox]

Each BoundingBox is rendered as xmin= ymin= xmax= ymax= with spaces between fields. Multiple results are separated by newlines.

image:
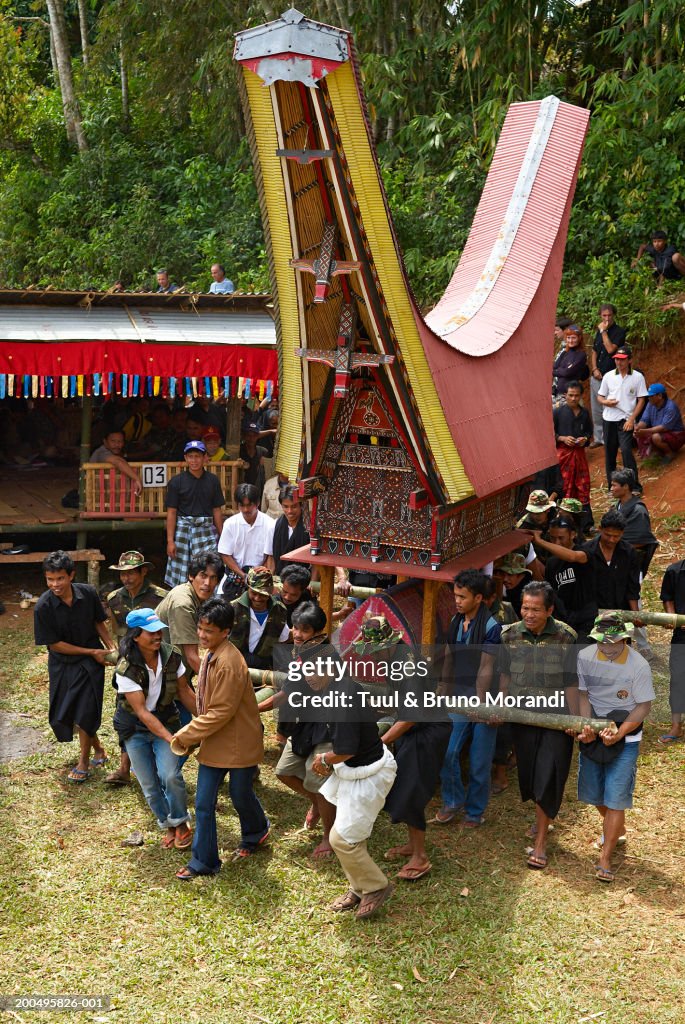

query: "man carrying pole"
xmin=574 ymin=614 xmax=654 ymax=882
xmin=499 ymin=580 xmax=579 ymax=870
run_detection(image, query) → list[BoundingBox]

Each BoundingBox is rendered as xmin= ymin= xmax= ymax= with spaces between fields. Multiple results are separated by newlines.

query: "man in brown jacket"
xmin=171 ymin=597 xmax=269 ymax=878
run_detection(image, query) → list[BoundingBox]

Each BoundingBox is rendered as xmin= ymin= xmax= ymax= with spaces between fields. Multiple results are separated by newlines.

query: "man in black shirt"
xmin=309 ymin=662 xmax=397 ymax=919
xmin=590 ymin=304 xmax=627 ymax=447
xmin=634 ymin=230 xmax=685 ymax=282
xmin=659 ymin=560 xmax=685 ymax=744
xmin=165 ymin=440 xmax=225 ymax=587
xmin=34 ymin=550 xmax=116 ymax=783
xmin=544 ymin=518 xmax=596 ymax=642
xmin=531 ymin=509 xmax=641 ymax=624
xmin=554 ymin=381 xmax=592 ymax=510
xmin=272 ymin=485 xmax=310 ymax=576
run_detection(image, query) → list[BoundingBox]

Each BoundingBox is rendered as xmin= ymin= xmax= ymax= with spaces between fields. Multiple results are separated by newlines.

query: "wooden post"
xmin=318 ymin=564 xmax=335 ymax=633
xmin=76 ymin=394 xmax=93 ymax=579
xmin=225 ymin=397 xmax=242 ymax=461
xmin=421 ymin=578 xmax=441 ymax=646
xmin=78 ymin=394 xmax=93 ymax=514
xmin=88 ymin=558 xmax=100 ymax=587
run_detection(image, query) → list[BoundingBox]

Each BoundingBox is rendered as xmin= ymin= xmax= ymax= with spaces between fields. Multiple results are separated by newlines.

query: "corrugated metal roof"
xmin=416 ymin=98 xmax=590 ymax=496
xmin=0 ymin=305 xmax=276 ymax=346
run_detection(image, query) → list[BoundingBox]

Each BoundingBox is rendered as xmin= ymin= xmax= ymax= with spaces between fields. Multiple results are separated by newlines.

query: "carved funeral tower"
xmin=235 ymin=11 xmax=589 ymax=581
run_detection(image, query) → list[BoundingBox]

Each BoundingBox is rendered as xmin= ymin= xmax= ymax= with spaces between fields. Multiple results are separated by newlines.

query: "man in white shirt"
xmin=574 ymin=614 xmax=654 ymax=883
xmin=208 ymin=263 xmax=235 ymax=295
xmin=218 ymin=483 xmax=275 ymax=598
xmin=597 ymin=345 xmax=648 ymax=490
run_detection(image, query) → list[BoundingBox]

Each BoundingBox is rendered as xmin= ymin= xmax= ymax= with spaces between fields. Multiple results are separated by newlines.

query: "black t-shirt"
xmin=328 ymin=679 xmax=384 ymax=767
xmin=593 ymin=323 xmax=627 ymax=375
xmin=646 ymin=243 xmax=681 ymax=279
xmin=34 ymin=583 xmax=107 ymax=652
xmin=581 ymin=536 xmax=641 ymax=611
xmin=553 ymin=404 xmax=592 ymax=442
xmin=545 ymin=553 xmax=596 ymax=633
xmin=660 ymin=560 xmax=685 ymax=644
xmin=165 ymin=469 xmax=224 ymax=517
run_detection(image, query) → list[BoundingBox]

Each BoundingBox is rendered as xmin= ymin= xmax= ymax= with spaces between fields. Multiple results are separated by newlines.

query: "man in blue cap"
xmin=165 ymin=440 xmax=225 ymax=587
xmin=634 ymin=383 xmax=685 ymax=462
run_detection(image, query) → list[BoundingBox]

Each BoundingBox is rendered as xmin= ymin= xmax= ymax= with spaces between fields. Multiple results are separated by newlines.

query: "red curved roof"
xmin=416 ymin=99 xmax=589 ymax=497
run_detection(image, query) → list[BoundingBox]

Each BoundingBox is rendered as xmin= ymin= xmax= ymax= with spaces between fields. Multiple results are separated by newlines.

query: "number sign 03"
xmin=142 ymin=464 xmax=168 ymax=488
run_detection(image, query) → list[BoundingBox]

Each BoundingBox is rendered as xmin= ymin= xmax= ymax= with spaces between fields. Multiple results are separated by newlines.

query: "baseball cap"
xmin=613 ymin=345 xmax=632 ymax=359
xmin=243 ymin=422 xmax=261 ymax=434
xmin=202 ymin=426 xmax=221 ymax=439
xmin=184 ymin=440 xmax=207 ymax=454
xmin=125 ymin=608 xmax=166 ymax=632
xmin=647 ymin=383 xmax=667 ymax=396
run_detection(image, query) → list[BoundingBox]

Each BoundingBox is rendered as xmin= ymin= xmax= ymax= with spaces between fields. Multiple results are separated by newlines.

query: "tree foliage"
xmin=0 ymin=0 xmax=684 ymax=341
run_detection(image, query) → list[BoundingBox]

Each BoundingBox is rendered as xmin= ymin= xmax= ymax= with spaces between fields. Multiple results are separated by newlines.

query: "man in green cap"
xmin=574 ymin=614 xmax=654 ymax=882
xmin=517 ymin=490 xmax=557 ymax=571
xmin=230 ymin=566 xmax=290 ymax=670
xmin=104 ymin=550 xmax=168 ymax=784
xmin=495 ymin=553 xmax=532 ymax=619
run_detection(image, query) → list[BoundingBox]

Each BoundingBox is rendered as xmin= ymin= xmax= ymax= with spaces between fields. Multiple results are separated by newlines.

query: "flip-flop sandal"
xmin=355 ymin=882 xmax=395 ymax=919
xmin=67 ymin=768 xmax=90 ymax=783
xmin=526 ymin=852 xmax=548 ymax=870
xmin=89 ymin=756 xmax=107 ymax=768
xmin=431 ymin=807 xmax=462 ymax=825
xmin=104 ymin=773 xmax=131 ymax=785
xmin=161 ymin=833 xmax=177 ymax=849
xmin=310 ymin=846 xmax=335 ymax=860
xmin=396 ymin=863 xmax=432 ymax=882
xmin=231 ymin=828 xmax=270 ymax=860
xmin=491 ymin=783 xmax=508 ymax=795
xmin=595 ymin=864 xmax=615 ymax=883
xmin=174 ymin=828 xmax=193 ymax=850
xmin=176 ymin=867 xmax=200 ymax=882
xmin=330 ymin=889 xmax=361 ymax=912
xmin=304 ymin=805 xmax=321 ymax=830
xmin=658 ymin=734 xmax=684 ymax=745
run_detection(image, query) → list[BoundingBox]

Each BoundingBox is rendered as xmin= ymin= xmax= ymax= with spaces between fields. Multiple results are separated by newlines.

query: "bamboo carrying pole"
xmin=600 ymin=609 xmax=685 ymax=630
xmin=247 ymin=670 xmax=616 ymax=734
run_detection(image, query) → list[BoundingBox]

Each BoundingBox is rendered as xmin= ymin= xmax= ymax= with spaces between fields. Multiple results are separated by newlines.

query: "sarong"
xmin=512 ymin=723 xmax=573 ymax=819
xmin=165 ymin=515 xmax=217 ymax=588
xmin=48 ymin=653 xmax=105 ymax=741
xmin=384 ymin=722 xmax=451 ymax=831
xmin=321 ymin=746 xmax=397 ymax=845
xmin=556 ymin=444 xmax=591 ymax=504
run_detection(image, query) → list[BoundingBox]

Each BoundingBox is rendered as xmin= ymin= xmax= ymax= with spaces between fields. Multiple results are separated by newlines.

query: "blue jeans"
xmin=124 ymin=731 xmax=189 ymax=829
xmin=188 ymin=764 xmax=269 ymax=875
xmin=440 ymin=714 xmax=498 ymax=821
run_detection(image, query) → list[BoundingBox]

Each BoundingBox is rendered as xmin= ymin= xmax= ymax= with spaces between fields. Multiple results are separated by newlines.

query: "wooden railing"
xmin=82 ymin=461 xmax=243 ymax=519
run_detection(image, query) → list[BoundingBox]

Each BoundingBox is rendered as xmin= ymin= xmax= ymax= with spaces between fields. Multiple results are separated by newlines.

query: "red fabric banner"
xmin=0 ymin=340 xmax=277 ymax=380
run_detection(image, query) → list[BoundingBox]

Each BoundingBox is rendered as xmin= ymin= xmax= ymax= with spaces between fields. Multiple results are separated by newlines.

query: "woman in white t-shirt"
xmin=113 ymin=608 xmax=197 ymax=850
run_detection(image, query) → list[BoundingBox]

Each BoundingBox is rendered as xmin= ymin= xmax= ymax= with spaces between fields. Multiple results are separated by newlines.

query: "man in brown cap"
xmin=104 ymin=550 xmax=168 ymax=784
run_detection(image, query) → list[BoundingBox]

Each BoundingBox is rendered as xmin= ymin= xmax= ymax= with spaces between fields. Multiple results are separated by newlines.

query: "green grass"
xmin=1 ymin=617 xmax=685 ymax=1024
